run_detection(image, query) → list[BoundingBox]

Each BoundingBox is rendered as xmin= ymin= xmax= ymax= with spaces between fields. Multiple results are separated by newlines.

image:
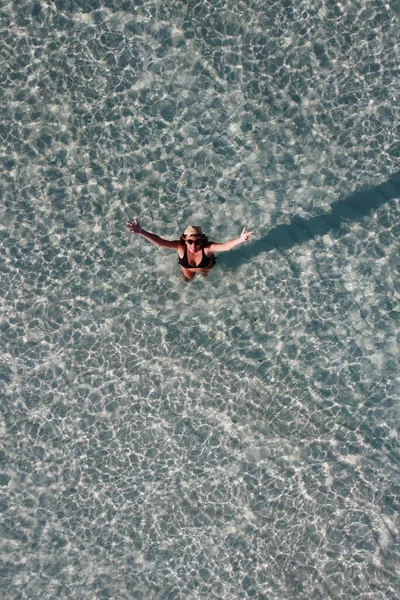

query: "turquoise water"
xmin=1 ymin=1 xmax=399 ymax=599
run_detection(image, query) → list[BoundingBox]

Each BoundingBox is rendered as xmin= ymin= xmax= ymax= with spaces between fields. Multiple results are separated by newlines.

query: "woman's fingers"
xmin=126 ymin=218 xmax=141 ymax=233
xmin=241 ymin=227 xmax=254 ymax=241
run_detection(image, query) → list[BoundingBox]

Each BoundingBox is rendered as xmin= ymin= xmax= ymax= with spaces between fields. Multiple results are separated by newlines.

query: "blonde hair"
xmin=180 ymin=225 xmax=209 ymax=245
xmin=182 ymin=225 xmax=205 ymax=238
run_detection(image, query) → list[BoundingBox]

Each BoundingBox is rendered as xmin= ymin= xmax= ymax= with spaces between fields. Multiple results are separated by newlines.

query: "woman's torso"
xmin=178 ymin=244 xmax=215 ymax=270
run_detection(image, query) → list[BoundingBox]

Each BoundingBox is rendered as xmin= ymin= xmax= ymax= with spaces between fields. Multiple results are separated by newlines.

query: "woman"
xmin=126 ymin=219 xmax=254 ymax=280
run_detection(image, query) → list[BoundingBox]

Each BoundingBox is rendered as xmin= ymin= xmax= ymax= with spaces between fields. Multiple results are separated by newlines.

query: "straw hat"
xmin=183 ymin=225 xmax=205 ymax=238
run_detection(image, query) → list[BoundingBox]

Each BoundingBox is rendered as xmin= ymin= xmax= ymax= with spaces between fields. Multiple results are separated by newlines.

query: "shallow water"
xmin=1 ymin=1 xmax=400 ymax=599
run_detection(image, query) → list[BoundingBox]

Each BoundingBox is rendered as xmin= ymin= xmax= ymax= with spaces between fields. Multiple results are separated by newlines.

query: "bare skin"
xmin=126 ymin=219 xmax=254 ymax=279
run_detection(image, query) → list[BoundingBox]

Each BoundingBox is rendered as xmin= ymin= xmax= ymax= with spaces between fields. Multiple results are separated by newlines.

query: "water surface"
xmin=1 ymin=1 xmax=399 ymax=599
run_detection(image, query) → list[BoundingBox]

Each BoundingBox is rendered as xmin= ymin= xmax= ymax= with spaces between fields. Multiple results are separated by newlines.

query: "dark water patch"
xmin=222 ymin=172 xmax=400 ymax=269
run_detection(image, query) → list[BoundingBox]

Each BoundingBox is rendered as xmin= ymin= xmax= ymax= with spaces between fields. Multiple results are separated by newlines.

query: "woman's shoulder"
xmin=177 ymin=241 xmax=186 ymax=256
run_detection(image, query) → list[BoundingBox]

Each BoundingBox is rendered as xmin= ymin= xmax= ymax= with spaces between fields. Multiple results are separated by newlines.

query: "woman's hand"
xmin=126 ymin=218 xmax=142 ymax=234
xmin=240 ymin=227 xmax=254 ymax=242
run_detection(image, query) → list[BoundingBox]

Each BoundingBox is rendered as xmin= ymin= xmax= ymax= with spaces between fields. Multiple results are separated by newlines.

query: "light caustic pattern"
xmin=1 ymin=1 xmax=400 ymax=599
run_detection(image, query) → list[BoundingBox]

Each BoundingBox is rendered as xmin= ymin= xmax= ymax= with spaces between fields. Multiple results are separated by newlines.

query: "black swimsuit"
xmin=178 ymin=246 xmax=216 ymax=269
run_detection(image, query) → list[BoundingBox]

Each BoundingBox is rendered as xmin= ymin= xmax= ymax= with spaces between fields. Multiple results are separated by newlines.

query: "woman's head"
xmin=181 ymin=225 xmax=208 ymax=248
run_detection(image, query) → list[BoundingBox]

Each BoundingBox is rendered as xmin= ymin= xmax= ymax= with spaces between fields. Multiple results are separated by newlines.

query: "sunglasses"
xmin=186 ymin=238 xmax=202 ymax=245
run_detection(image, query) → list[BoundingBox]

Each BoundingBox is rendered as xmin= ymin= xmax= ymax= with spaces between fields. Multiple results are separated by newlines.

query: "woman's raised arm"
xmin=209 ymin=227 xmax=254 ymax=253
xmin=126 ymin=219 xmax=181 ymax=250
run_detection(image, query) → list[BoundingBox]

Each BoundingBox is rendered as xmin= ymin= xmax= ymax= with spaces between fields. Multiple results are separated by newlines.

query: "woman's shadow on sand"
xmin=220 ymin=172 xmax=400 ymax=271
